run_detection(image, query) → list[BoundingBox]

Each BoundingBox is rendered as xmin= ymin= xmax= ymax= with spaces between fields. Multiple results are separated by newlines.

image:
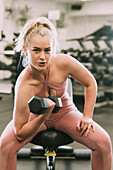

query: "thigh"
xmin=0 ymin=113 xmax=47 ymax=152
xmin=54 ymin=109 xmax=112 ymax=151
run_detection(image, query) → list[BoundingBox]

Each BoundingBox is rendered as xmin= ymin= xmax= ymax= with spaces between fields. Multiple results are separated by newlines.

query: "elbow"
xmin=86 ymin=75 xmax=98 ymax=93
xmin=89 ymin=76 xmax=98 ymax=97
xmin=15 ymin=134 xmax=23 ymax=142
xmin=14 ymin=130 xmax=24 ymax=142
xmin=93 ymin=76 xmax=98 ymax=92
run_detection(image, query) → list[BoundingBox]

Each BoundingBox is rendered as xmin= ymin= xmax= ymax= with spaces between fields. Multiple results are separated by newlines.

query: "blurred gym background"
xmin=0 ymin=0 xmax=113 ymax=169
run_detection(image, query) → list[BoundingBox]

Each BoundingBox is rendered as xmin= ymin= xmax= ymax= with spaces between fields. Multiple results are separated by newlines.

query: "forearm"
xmin=83 ymin=79 xmax=97 ymax=118
xmin=15 ymin=114 xmax=48 ymax=142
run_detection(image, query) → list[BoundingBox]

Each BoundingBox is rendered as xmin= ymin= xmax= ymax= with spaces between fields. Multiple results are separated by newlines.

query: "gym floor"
xmin=0 ymin=89 xmax=113 ymax=170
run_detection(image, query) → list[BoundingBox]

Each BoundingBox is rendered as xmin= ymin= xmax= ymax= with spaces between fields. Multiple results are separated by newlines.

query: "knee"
xmin=93 ymin=123 xmax=112 ymax=152
xmin=0 ymin=137 xmax=5 ymax=150
xmin=100 ymin=132 xmax=112 ymax=152
xmin=0 ymin=134 xmax=16 ymax=153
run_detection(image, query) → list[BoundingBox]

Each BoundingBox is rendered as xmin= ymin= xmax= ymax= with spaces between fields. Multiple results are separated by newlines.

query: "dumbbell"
xmin=28 ymin=95 xmax=62 ymax=115
xmin=48 ymin=95 xmax=63 ymax=113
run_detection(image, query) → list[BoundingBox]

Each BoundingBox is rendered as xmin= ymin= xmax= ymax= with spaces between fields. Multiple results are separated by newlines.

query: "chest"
xmin=32 ymin=80 xmax=66 ymax=98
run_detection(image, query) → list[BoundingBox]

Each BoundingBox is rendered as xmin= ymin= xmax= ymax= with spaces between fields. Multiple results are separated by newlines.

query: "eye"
xmin=45 ymin=48 xmax=51 ymax=53
xmin=32 ymin=48 xmax=41 ymax=53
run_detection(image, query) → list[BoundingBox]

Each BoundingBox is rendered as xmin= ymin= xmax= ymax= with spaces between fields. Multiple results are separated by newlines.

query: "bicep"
xmin=13 ymin=90 xmax=30 ymax=133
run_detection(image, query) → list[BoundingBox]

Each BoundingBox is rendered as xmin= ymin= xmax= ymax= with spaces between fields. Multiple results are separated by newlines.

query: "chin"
xmin=36 ymin=65 xmax=48 ymax=72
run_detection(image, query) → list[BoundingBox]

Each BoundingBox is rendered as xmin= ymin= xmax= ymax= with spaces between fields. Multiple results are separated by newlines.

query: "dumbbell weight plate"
xmin=28 ymin=96 xmax=49 ymax=115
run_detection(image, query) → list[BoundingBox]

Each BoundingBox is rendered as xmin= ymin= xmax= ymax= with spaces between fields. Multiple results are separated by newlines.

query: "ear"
xmin=23 ymin=45 xmax=28 ymax=56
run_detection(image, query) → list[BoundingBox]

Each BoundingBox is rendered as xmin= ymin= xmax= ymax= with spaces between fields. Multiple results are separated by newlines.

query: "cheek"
xmin=47 ymin=54 xmax=52 ymax=63
xmin=27 ymin=50 xmax=33 ymax=62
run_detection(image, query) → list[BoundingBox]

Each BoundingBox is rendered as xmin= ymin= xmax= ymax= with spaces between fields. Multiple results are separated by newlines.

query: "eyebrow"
xmin=31 ymin=47 xmax=51 ymax=50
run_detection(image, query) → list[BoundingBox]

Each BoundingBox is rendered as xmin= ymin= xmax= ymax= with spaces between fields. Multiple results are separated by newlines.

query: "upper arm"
xmin=62 ymin=54 xmax=97 ymax=87
xmin=13 ymin=85 xmax=31 ymax=134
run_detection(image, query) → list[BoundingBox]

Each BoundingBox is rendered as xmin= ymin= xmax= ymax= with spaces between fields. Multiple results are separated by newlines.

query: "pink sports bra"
xmin=27 ymin=66 xmax=67 ymax=98
xmin=27 ymin=65 xmax=77 ymax=115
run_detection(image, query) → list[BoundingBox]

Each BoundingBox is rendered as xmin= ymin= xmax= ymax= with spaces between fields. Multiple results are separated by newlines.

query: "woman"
xmin=0 ymin=17 xmax=112 ymax=170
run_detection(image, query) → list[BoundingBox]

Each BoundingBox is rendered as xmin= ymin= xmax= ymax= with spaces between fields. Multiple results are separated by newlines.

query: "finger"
xmin=80 ymin=122 xmax=84 ymax=129
xmin=80 ymin=124 xmax=88 ymax=135
xmin=84 ymin=124 xmax=92 ymax=136
xmin=78 ymin=121 xmax=85 ymax=133
xmin=84 ymin=128 xmax=90 ymax=137
xmin=92 ymin=123 xmax=95 ymax=132
xmin=46 ymin=98 xmax=55 ymax=108
xmin=76 ymin=121 xmax=81 ymax=130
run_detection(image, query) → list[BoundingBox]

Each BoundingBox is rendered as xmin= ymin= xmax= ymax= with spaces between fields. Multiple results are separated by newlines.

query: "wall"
xmin=1 ymin=0 xmax=113 ymax=49
xmin=0 ymin=0 xmax=4 ymax=39
xmin=65 ymin=0 xmax=113 ymax=39
xmin=3 ymin=0 xmax=57 ymax=43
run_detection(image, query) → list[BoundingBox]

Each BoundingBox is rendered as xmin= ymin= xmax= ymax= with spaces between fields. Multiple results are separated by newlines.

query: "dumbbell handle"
xmin=48 ymin=96 xmax=62 ymax=113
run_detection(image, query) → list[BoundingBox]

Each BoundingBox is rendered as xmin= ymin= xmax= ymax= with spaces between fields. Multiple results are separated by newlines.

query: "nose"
xmin=40 ymin=51 xmax=45 ymax=60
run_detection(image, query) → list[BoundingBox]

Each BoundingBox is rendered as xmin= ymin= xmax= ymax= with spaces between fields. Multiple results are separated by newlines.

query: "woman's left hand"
xmin=76 ymin=116 xmax=95 ymax=136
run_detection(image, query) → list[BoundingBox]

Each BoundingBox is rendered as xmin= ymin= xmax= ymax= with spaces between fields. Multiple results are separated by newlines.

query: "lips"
xmin=38 ymin=62 xmax=46 ymax=67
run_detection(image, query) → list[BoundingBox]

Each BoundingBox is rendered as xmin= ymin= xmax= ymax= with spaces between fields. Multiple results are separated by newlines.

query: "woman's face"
xmin=25 ymin=33 xmax=52 ymax=71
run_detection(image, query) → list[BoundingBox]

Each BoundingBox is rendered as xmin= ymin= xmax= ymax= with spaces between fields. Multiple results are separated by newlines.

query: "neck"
xmin=28 ymin=64 xmax=49 ymax=79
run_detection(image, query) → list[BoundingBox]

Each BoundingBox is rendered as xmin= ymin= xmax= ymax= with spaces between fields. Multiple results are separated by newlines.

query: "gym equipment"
xmin=4 ymin=44 xmax=15 ymax=59
xmin=104 ymin=89 xmax=113 ymax=101
xmin=28 ymin=96 xmax=62 ymax=115
xmin=48 ymin=95 xmax=62 ymax=113
xmin=0 ymin=31 xmax=5 ymax=41
xmin=92 ymin=51 xmax=103 ymax=64
xmin=28 ymin=96 xmax=49 ymax=115
xmin=93 ymin=72 xmax=103 ymax=85
xmin=74 ymin=149 xmax=91 ymax=160
xmin=106 ymin=53 xmax=113 ymax=65
xmin=30 ymin=129 xmax=74 ymax=170
xmin=102 ymin=74 xmax=113 ymax=86
xmin=79 ymin=50 xmax=91 ymax=62
xmin=17 ymin=129 xmax=91 ymax=168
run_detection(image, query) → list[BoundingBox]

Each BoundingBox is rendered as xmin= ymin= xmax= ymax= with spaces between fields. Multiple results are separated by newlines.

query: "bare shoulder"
xmin=55 ymin=53 xmax=79 ymax=65
xmin=14 ymin=67 xmax=34 ymax=104
xmin=53 ymin=53 xmax=92 ymax=81
xmin=53 ymin=53 xmax=81 ymax=71
xmin=53 ymin=53 xmax=71 ymax=68
xmin=55 ymin=53 xmax=70 ymax=63
xmin=15 ymin=68 xmax=27 ymax=94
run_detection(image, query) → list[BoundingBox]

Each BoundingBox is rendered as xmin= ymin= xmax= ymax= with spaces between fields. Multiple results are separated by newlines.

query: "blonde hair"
xmin=15 ymin=17 xmax=58 ymax=57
